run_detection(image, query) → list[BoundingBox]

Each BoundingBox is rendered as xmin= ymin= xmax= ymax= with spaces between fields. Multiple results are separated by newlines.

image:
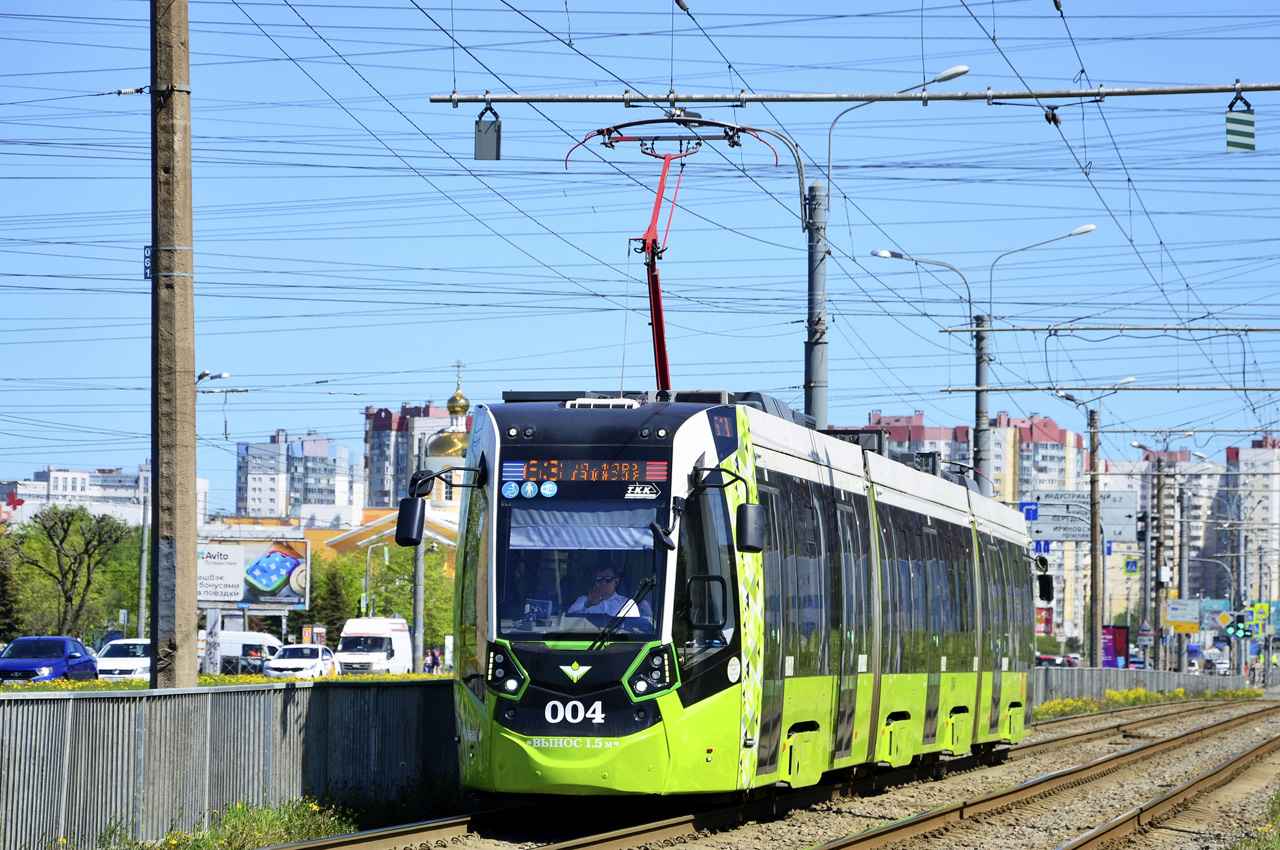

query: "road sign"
xmin=1024 ymin=490 xmax=1139 ymax=542
xmin=1138 ymin=617 xmax=1154 ymax=636
xmin=1137 ymin=635 xmax=1155 ymax=647
xmin=1254 ymin=602 xmax=1271 ymax=620
xmin=1019 ymin=501 xmax=1039 ymax=521
xmin=1034 ymin=540 xmax=1051 ymax=554
xmin=1217 ymin=612 xmax=1234 ymax=628
xmin=1124 ymin=559 xmax=1140 ymax=575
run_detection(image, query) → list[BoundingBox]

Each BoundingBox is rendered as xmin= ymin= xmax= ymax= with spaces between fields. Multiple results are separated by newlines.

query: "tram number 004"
xmin=544 ymin=699 xmax=605 ymax=725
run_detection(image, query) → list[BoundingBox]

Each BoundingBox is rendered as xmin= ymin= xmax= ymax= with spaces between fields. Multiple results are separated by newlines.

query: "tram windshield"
xmin=496 ymin=499 xmax=662 ymax=640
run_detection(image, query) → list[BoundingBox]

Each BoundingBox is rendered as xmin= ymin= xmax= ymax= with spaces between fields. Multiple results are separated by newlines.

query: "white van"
xmin=335 ymin=617 xmax=412 ymax=675
xmin=197 ymin=630 xmax=282 ymax=675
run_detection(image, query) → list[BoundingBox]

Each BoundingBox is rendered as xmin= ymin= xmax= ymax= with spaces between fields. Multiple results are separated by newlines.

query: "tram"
xmin=395 ymin=388 xmax=1036 ymax=796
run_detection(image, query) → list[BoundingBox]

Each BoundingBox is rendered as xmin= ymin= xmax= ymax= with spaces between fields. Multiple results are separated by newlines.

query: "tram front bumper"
xmin=485 ymin=723 xmax=671 ymax=795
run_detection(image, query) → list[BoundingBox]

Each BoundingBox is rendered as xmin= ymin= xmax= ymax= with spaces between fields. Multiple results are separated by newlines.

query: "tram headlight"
xmin=630 ymin=645 xmax=675 ymax=699
xmin=486 ymin=647 xmax=524 ymax=697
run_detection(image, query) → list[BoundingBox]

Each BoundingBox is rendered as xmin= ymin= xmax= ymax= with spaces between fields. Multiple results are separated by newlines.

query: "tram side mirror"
xmin=735 ymin=503 xmax=765 ymax=554
xmin=1037 ymin=574 xmax=1054 ymax=602
xmin=686 ymin=575 xmax=728 ymax=630
xmin=395 ymin=497 xmax=426 ymax=547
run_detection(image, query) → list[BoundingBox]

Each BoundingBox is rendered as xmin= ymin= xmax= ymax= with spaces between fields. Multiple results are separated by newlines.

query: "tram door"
xmin=833 ymin=500 xmax=871 ymax=760
xmin=756 ymin=483 xmax=785 ymax=776
xmin=921 ymin=526 xmax=942 ymax=746
xmin=984 ymin=542 xmax=1005 ymax=735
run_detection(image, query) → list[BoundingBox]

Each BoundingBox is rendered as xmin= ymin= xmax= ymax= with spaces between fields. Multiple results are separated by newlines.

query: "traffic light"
xmin=1136 ymin=511 xmax=1148 ymax=544
xmin=1226 ymin=614 xmax=1249 ymax=639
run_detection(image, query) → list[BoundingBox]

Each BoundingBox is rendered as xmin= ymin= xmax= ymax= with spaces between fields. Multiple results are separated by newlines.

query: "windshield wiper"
xmin=589 ymin=576 xmax=658 ymax=651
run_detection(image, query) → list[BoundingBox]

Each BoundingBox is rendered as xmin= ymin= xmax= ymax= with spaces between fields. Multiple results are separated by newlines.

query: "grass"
xmin=42 ymin=798 xmax=360 ymax=850
xmin=1032 ymin=685 xmax=1262 ymax=721
xmin=1232 ymin=786 xmax=1280 ymax=849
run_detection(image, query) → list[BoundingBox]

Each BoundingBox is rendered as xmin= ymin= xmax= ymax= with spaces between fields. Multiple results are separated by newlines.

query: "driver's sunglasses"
xmin=594 ymin=576 xmax=617 ymax=584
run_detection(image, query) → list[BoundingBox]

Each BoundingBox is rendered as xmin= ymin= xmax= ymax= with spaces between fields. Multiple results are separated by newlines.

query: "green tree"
xmin=2 ymin=505 xmax=131 ymax=636
xmin=0 ymin=551 xmax=24 ymax=641
xmin=308 ymin=556 xmax=358 ymax=641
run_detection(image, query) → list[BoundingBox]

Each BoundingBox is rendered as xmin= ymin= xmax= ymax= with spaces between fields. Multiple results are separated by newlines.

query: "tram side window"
xmin=673 ymin=490 xmax=738 ymax=668
xmin=898 ymin=523 xmax=925 ymax=672
xmin=877 ymin=508 xmax=904 ymax=674
xmin=946 ymin=524 xmax=976 ymax=664
xmin=759 ymin=483 xmax=784 ymax=679
xmin=981 ymin=539 xmax=1003 ymax=670
xmin=789 ymin=477 xmax=826 ymax=677
xmin=457 ymin=484 xmax=489 ymax=700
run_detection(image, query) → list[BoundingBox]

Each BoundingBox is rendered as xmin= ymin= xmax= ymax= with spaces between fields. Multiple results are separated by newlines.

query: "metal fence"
xmin=0 ymin=680 xmax=454 ymax=850
xmin=1033 ymin=667 xmax=1248 ymax=704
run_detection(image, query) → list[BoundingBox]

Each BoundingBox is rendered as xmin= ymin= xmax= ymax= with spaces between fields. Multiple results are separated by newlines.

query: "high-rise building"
xmin=363 ymin=400 xmax=461 ymax=508
xmin=236 ymin=430 xmax=362 ymax=523
xmin=0 ymin=463 xmax=207 ymax=525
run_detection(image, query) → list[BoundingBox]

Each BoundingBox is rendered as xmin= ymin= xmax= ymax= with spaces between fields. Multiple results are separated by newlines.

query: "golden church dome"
xmin=447 ymin=385 xmax=470 ymax=416
xmin=427 ymin=429 xmax=469 ymax=458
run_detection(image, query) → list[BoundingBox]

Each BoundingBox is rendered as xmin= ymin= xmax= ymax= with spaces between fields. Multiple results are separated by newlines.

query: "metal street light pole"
xmin=813 ymin=66 xmax=968 ymax=431
xmin=1058 ymin=379 xmax=1132 ymax=666
xmin=976 ymin=225 xmax=1096 ymax=492
xmin=870 ymin=250 xmax=979 ymax=490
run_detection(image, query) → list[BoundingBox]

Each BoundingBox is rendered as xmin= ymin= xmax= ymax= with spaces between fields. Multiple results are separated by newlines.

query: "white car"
xmin=96 ymin=639 xmax=151 ymax=681
xmin=262 ymin=644 xmax=340 ymax=680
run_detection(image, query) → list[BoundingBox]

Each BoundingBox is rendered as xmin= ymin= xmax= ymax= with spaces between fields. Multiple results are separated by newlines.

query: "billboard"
xmin=198 ymin=539 xmax=310 ymax=610
xmin=1035 ymin=607 xmax=1054 ymax=636
xmin=1102 ymin=625 xmax=1130 ymax=668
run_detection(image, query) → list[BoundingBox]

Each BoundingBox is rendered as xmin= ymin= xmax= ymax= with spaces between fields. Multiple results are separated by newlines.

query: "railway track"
xmin=264 ymin=700 xmax=1270 ymax=850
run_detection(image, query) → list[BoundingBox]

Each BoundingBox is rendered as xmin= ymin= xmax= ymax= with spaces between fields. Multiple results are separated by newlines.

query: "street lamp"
xmin=1056 ymin=378 xmax=1134 ymax=667
xmin=988 ymin=224 xmax=1096 ymax=317
xmin=195 ymin=370 xmax=230 ymax=386
xmin=869 ymin=250 xmax=971 ymax=313
xmin=826 ymin=65 xmax=969 ymax=191
xmin=870 ymin=249 xmax=980 ymax=492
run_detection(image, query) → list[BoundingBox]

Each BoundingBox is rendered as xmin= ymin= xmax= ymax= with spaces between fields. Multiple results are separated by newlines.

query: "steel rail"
xmin=1055 ymin=731 xmax=1280 ymax=849
xmin=802 ymin=703 xmax=1280 ymax=850
xmin=260 ymin=811 xmax=482 ymax=850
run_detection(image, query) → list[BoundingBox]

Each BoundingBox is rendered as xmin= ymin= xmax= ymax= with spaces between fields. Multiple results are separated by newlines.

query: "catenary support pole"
xmin=974 ymin=316 xmax=991 ymax=496
xmin=1179 ymin=485 xmax=1190 ymax=672
xmin=1142 ymin=472 xmax=1153 ymax=635
xmin=136 ymin=492 xmax=149 ymax=639
xmin=1089 ymin=408 xmax=1102 ymax=667
xmin=150 ymin=0 xmax=198 ymax=689
xmin=804 ymin=182 xmax=828 ymax=430
xmin=1154 ymin=457 xmax=1166 ymax=671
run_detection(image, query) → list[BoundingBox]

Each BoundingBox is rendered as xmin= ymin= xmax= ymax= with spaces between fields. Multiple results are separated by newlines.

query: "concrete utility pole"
xmin=804 ymin=182 xmax=828 ymax=430
xmin=1153 ymin=457 xmax=1166 ymax=671
xmin=1089 ymin=408 xmax=1102 ymax=667
xmin=136 ymin=492 xmax=149 ymax=639
xmin=1178 ymin=486 xmax=1190 ymax=672
xmin=150 ymin=0 xmax=198 ymax=688
xmin=1142 ymin=476 xmax=1153 ymax=629
xmin=974 ymin=316 xmax=991 ymax=496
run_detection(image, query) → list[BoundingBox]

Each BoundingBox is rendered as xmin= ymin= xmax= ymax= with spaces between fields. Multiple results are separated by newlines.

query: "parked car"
xmin=262 ymin=644 xmax=340 ymax=680
xmin=1214 ymin=658 xmax=1231 ymax=675
xmin=96 ymin=639 xmax=152 ymax=681
xmin=0 ymin=636 xmax=97 ymax=683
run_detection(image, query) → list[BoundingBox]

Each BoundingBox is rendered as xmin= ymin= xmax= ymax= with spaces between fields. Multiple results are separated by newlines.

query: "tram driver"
xmin=567 ymin=565 xmax=643 ymax=617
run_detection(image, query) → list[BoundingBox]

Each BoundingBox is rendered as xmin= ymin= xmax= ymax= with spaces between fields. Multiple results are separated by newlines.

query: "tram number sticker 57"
xmin=544 ymin=699 xmax=605 ymax=725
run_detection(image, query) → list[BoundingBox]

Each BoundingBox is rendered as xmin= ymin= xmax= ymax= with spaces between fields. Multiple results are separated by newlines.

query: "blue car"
xmin=0 ymin=636 xmax=98 ymax=684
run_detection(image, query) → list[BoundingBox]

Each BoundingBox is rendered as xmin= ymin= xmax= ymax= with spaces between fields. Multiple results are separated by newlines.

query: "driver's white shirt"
xmin=568 ymin=593 xmax=640 ymax=616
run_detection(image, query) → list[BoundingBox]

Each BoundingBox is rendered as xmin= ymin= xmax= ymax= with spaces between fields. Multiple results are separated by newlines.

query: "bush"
xmin=1033 ymin=686 xmax=1261 ymax=721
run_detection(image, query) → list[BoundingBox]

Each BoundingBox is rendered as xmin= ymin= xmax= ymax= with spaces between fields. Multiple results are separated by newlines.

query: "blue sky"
xmin=4 ymin=1 xmax=1280 ymax=513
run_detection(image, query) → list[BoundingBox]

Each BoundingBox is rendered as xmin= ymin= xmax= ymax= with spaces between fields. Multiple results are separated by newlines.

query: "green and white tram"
xmin=396 ymin=389 xmax=1035 ymax=796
